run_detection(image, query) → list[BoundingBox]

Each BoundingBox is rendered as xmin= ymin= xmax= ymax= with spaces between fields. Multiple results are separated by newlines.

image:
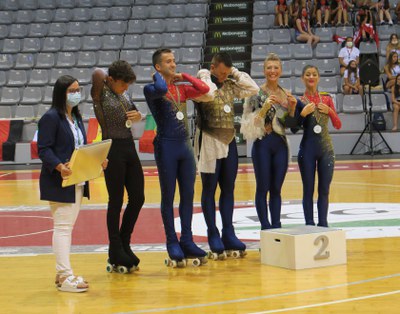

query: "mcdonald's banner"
xmin=86 ymin=117 xmax=102 ymax=144
xmin=0 ymin=119 xmax=24 ymax=161
xmin=139 ymin=115 xmax=157 ymax=154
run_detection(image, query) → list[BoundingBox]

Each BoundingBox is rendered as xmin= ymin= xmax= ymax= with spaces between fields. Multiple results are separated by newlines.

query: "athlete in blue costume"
xmin=144 ymin=49 xmax=210 ymax=266
xmin=298 ymin=65 xmax=342 ymax=227
xmin=241 ymin=53 xmax=303 ymax=230
xmin=194 ymin=52 xmax=259 ymax=259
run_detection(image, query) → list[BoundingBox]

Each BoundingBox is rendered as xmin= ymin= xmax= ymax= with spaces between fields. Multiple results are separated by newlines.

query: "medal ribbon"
xmin=302 ymin=92 xmax=323 ymax=125
xmin=167 ymin=85 xmax=182 ymax=117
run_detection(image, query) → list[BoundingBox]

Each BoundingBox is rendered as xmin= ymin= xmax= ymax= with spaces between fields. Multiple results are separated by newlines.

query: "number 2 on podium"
xmin=313 ymin=235 xmax=330 ymax=260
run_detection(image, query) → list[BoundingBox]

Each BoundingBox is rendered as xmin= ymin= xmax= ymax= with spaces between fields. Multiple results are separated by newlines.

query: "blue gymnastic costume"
xmin=194 ymin=68 xmax=259 ymax=256
xmin=298 ymin=92 xmax=341 ymax=227
xmin=144 ymin=72 xmax=209 ymax=262
xmin=242 ymin=87 xmax=303 ymax=230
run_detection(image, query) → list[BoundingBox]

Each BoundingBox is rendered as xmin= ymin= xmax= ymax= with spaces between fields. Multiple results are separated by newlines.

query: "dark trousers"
xmin=252 ymin=133 xmax=288 ymax=229
xmin=104 ymin=138 xmax=145 ymax=246
xmin=201 ymin=140 xmax=238 ymax=233
xmin=154 ymin=137 xmax=196 ymax=245
xmin=298 ymin=145 xmax=334 ymax=227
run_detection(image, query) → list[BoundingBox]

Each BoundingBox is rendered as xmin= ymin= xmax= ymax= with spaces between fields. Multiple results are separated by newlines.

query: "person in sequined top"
xmin=144 ymin=48 xmax=210 ymax=264
xmin=194 ymin=52 xmax=259 ymax=257
xmin=298 ymin=65 xmax=342 ymax=227
xmin=241 ymin=53 xmax=303 ymax=230
xmin=91 ymin=60 xmax=145 ymax=269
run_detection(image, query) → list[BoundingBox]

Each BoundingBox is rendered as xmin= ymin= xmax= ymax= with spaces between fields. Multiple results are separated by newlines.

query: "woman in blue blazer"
xmin=38 ymin=75 xmax=97 ymax=293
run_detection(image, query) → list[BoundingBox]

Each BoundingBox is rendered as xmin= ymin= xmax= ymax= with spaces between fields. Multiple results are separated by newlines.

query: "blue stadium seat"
xmin=91 ymin=8 xmax=110 ymax=21
xmin=291 ymin=43 xmax=313 ymax=59
xmin=29 ymin=69 xmax=49 ymax=86
xmin=270 ymin=29 xmax=291 ymax=44
xmin=9 ymin=24 xmax=29 ymax=38
xmin=106 ymin=21 xmax=127 ymax=35
xmin=67 ymin=22 xmax=88 ymax=36
xmin=72 ymin=8 xmax=92 ymax=21
xmin=143 ymin=34 xmax=163 ymax=49
xmin=166 ymin=18 xmax=185 ymax=33
xmin=168 ymin=4 xmax=186 ymax=18
xmin=81 ymin=36 xmax=102 ymax=51
xmin=120 ymin=50 xmax=139 ymax=65
xmin=15 ymin=11 xmax=34 ymax=24
xmin=53 ymin=8 xmax=72 ymax=22
xmin=163 ymin=33 xmax=183 ymax=48
xmin=123 ymin=34 xmax=142 ymax=49
xmin=342 ymin=94 xmax=363 ymax=113
xmin=127 ymin=20 xmax=146 ymax=34
xmin=102 ymin=35 xmax=123 ymax=50
xmin=34 ymin=9 xmax=54 ymax=23
xmin=183 ymin=32 xmax=204 ymax=47
xmin=20 ymin=87 xmax=43 ymax=105
xmin=252 ymin=29 xmax=270 ymax=44
xmin=97 ymin=51 xmax=118 ymax=67
xmin=62 ymin=36 xmax=81 ymax=51
xmin=28 ymin=23 xmax=49 ymax=37
xmin=48 ymin=23 xmax=68 ymax=37
xmin=0 ymin=87 xmax=21 ymax=105
xmin=0 ymin=54 xmax=14 ymax=70
xmin=149 ymin=5 xmax=168 ymax=19
xmin=35 ymin=52 xmax=55 ymax=68
xmin=42 ymin=37 xmax=61 ymax=52
xmin=76 ymin=51 xmax=97 ymax=68
xmin=110 ymin=7 xmax=131 ymax=20
xmin=55 ymin=52 xmax=76 ymax=68
xmin=15 ymin=53 xmax=35 ymax=69
xmin=2 ymin=38 xmax=21 ymax=53
xmin=145 ymin=19 xmax=166 ymax=33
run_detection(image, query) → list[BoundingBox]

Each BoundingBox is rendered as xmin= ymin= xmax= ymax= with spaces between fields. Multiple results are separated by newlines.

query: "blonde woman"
xmin=241 ymin=53 xmax=302 ymax=230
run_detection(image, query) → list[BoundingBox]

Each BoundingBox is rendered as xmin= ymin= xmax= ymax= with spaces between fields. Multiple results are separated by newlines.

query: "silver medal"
xmin=176 ymin=111 xmax=184 ymax=120
xmin=125 ymin=120 xmax=132 ymax=128
xmin=223 ymin=104 xmax=231 ymax=113
xmin=313 ymin=124 xmax=322 ymax=134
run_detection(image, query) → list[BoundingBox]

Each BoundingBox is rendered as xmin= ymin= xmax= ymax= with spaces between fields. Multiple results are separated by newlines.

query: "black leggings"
xmin=104 ymin=138 xmax=145 ymax=245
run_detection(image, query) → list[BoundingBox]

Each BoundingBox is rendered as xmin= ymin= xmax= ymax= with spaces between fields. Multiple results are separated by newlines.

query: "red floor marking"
xmin=0 ymin=207 xmax=207 ymax=247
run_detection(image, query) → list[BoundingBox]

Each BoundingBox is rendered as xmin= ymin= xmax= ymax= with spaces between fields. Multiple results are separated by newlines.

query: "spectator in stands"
xmin=338 ymin=37 xmax=360 ymax=75
xmin=395 ymin=2 xmax=400 ymax=23
xmin=298 ymin=65 xmax=342 ymax=227
xmin=38 ymin=75 xmax=107 ymax=293
xmin=194 ymin=52 xmax=258 ymax=258
xmin=331 ymin=0 xmax=354 ymax=26
xmin=386 ymin=34 xmax=400 ymax=59
xmin=275 ymin=0 xmax=290 ymax=28
xmin=354 ymin=7 xmax=379 ymax=46
xmin=91 ymin=61 xmax=145 ymax=271
xmin=342 ymin=60 xmax=363 ymax=94
xmin=384 ymin=51 xmax=400 ymax=89
xmin=240 ymin=53 xmax=302 ymax=230
xmin=391 ymin=74 xmax=400 ymax=131
xmin=370 ymin=0 xmax=393 ymax=25
xmin=314 ymin=0 xmax=331 ymax=27
xmin=295 ymin=7 xmax=320 ymax=46
xmin=289 ymin=0 xmax=302 ymax=26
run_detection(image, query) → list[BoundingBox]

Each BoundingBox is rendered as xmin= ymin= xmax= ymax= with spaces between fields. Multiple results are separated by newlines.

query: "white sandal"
xmin=57 ymin=275 xmax=88 ymax=293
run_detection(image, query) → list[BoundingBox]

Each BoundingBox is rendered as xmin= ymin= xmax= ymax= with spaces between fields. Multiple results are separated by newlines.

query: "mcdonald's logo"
xmin=214 ymin=32 xmax=222 ymax=38
xmin=214 ymin=17 xmax=223 ymax=24
xmin=211 ymin=46 xmax=220 ymax=53
xmin=215 ymin=3 xmax=224 ymax=10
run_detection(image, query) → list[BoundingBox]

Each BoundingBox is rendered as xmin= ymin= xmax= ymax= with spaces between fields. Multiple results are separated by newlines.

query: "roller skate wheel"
xmin=117 ymin=265 xmax=129 ymax=274
xmin=219 ymin=252 xmax=227 ymax=260
xmin=164 ymin=258 xmax=170 ymax=267
xmin=191 ymin=258 xmax=201 ymax=267
xmin=106 ymin=264 xmax=113 ymax=273
xmin=200 ymin=256 xmax=208 ymax=265
xmin=231 ymin=250 xmax=241 ymax=258
xmin=240 ymin=250 xmax=247 ymax=257
xmin=177 ymin=260 xmax=186 ymax=268
xmin=208 ymin=252 xmax=218 ymax=260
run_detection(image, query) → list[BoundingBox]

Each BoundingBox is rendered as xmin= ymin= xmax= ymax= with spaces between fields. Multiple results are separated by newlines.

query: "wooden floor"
xmin=1 ymin=159 xmax=400 ymax=313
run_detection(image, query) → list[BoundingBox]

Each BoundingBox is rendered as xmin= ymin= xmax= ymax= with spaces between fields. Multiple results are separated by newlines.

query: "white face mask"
xmin=392 ymin=39 xmax=398 ymax=45
xmin=346 ymin=42 xmax=353 ymax=48
xmin=67 ymin=92 xmax=81 ymax=107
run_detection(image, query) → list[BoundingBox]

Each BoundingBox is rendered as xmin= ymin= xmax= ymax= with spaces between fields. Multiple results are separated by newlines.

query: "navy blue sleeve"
xmin=144 ymin=72 xmax=168 ymax=102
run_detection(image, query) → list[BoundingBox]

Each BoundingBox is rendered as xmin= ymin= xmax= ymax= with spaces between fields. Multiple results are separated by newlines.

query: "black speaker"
xmin=359 ymin=53 xmax=380 ymax=86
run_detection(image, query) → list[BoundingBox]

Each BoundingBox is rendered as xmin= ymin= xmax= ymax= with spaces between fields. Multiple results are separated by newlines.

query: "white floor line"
xmin=248 ymin=290 xmax=400 ymax=314
xmin=119 ymin=273 xmax=400 ymax=314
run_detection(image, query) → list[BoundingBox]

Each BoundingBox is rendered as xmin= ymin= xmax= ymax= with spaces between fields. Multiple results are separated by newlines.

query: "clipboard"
xmin=62 ymin=139 xmax=112 ymax=187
